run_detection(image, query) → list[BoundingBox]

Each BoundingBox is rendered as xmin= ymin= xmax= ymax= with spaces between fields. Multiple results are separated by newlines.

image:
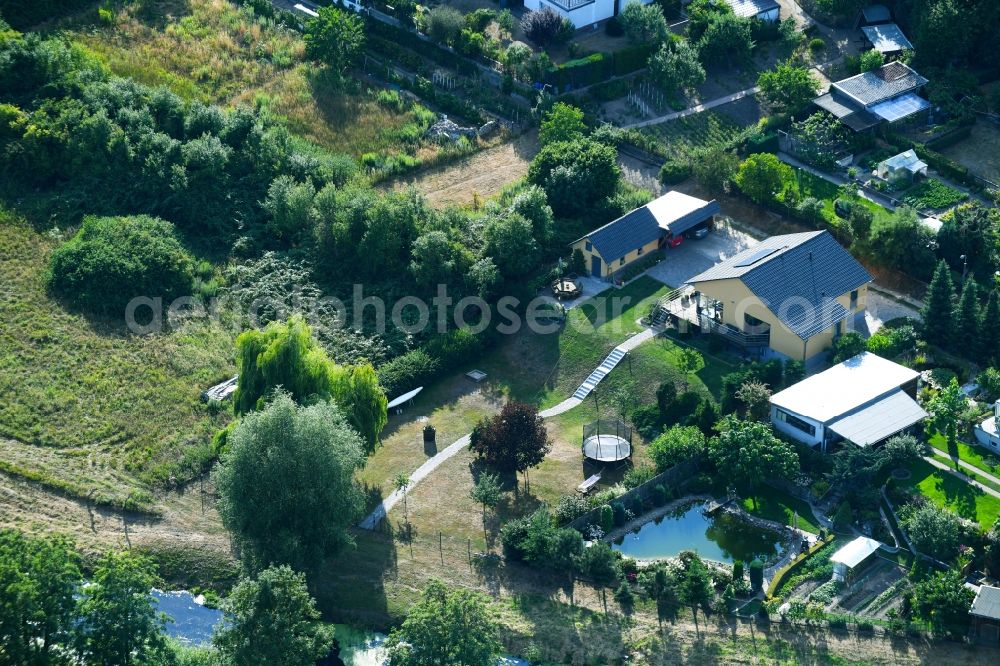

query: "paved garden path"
xmin=922 ymin=456 xmax=1000 ymax=500
xmin=360 ymin=328 xmax=660 ymax=530
xmin=621 ymin=86 xmax=760 ymax=130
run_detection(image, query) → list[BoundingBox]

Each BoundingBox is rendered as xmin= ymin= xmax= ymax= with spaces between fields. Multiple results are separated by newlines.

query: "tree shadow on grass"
xmin=316 ymin=528 xmax=394 ymax=627
xmin=930 ymin=471 xmax=981 ymax=521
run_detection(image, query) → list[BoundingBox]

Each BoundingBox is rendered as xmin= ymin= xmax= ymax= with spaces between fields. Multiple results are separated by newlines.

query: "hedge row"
xmin=923 ymin=124 xmax=972 ymax=152
xmin=366 ymin=16 xmax=479 ymax=76
xmin=377 ymin=329 xmax=488 ymax=397
xmin=765 ymin=534 xmax=836 ymax=600
xmin=545 ymin=44 xmax=653 ymax=91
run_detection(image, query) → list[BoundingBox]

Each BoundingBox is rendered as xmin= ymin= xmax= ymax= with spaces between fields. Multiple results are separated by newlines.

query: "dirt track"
xmin=387 ymin=131 xmax=538 ymax=208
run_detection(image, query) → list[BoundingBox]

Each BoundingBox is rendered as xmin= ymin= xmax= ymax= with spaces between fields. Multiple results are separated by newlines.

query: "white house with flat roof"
xmin=769 ymin=352 xmax=927 ymax=451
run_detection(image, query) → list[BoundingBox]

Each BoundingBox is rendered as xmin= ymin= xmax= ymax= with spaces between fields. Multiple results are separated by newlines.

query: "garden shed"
xmin=876 ymin=149 xmax=927 ymax=184
xmin=861 ymin=24 xmax=913 ymax=55
xmin=971 ymin=584 xmax=1000 ymax=646
xmin=830 ymin=536 xmax=884 ymax=583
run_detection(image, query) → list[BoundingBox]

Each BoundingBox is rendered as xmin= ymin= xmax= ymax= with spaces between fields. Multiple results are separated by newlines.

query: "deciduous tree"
xmin=927 ymin=377 xmax=967 ymax=462
xmin=469 ymin=472 xmax=503 ymax=540
xmin=213 ymin=566 xmax=334 ymax=666
xmin=648 ymin=40 xmax=706 ymax=93
xmin=539 ymin=102 xmax=585 ymax=147
xmin=757 ymin=60 xmax=820 ymax=113
xmin=734 ymin=153 xmax=793 ymax=205
xmin=0 ymin=530 xmax=80 ymax=665
xmin=912 ymin=570 xmax=975 ymax=638
xmin=648 ymin=425 xmax=705 ymax=472
xmin=385 ymin=580 xmax=501 ymax=666
xmin=619 ymin=2 xmax=669 ymax=43
xmin=470 ymin=402 xmax=552 ymax=486
xmin=76 ymin=551 xmax=168 ymax=666
xmin=304 ymin=6 xmax=364 ymax=75
xmin=708 ymin=416 xmax=799 ymax=506
xmin=215 ymin=394 xmax=365 ymax=574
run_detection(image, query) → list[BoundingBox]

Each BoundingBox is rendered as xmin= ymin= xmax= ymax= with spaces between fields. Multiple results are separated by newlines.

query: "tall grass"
xmin=0 ymin=211 xmax=235 ymax=509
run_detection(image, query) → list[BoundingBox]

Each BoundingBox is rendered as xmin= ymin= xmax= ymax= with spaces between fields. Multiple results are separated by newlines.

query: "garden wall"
xmin=568 ymin=457 xmax=702 ymax=532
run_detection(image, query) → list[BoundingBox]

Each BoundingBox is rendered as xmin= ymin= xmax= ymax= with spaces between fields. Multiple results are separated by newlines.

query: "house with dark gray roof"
xmin=681 ymin=230 xmax=872 ymax=364
xmin=571 ymin=191 xmax=719 ymax=280
xmin=971 ymin=585 xmax=1000 ymax=646
xmin=814 ymin=61 xmax=929 ymax=131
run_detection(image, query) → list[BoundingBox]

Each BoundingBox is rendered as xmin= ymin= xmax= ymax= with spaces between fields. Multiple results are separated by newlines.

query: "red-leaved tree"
xmin=469 ymin=401 xmax=551 ymax=489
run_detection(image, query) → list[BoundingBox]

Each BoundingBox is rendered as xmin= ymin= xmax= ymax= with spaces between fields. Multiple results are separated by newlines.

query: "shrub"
xmin=612 ymin=502 xmax=627 ymax=527
xmin=521 ymin=8 xmax=565 ymax=47
xmin=648 ymin=425 xmax=705 ymax=472
xmin=809 ymin=37 xmax=824 ymax=53
xmin=425 ymin=328 xmax=484 ymax=370
xmin=499 ymin=515 xmax=531 ymax=560
xmin=623 ymin=465 xmax=657 ymax=489
xmin=659 ymin=159 xmax=692 ymax=184
xmin=554 ymin=494 xmax=590 ymax=525
xmin=748 ymin=558 xmax=764 ymax=591
xmin=47 ymin=215 xmax=194 ymax=315
xmin=376 ymin=349 xmax=441 ymax=397
xmin=653 ymin=484 xmax=668 ymax=506
xmin=599 ymin=504 xmax=614 ymax=533
xmin=426 ymin=6 xmax=464 ymax=44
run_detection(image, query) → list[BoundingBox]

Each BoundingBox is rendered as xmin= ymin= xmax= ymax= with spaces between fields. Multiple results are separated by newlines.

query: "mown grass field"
xmin=900 ymin=458 xmax=1000 ymax=529
xmin=0 ymin=210 xmax=234 ymax=508
xmin=928 ymin=432 xmax=1000 ymax=477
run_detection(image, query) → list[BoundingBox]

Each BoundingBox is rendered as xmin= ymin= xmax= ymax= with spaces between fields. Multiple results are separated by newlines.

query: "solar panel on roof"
xmin=733 ymin=246 xmax=782 ymax=267
xmin=869 ymin=93 xmax=929 ymax=123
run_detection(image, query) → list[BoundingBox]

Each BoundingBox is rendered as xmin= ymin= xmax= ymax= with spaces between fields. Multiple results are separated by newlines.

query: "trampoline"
xmin=581 ymin=419 xmax=632 ymax=463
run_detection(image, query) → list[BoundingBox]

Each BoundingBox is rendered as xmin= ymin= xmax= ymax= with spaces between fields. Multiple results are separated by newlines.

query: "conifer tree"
xmin=954 ymin=279 xmax=980 ymax=352
xmin=982 ymin=290 xmax=1000 ymax=365
xmin=921 ymin=260 xmax=955 ymax=348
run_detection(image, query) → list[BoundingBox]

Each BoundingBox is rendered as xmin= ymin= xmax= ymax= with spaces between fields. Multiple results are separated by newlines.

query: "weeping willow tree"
xmin=234 ymin=316 xmax=387 ymax=452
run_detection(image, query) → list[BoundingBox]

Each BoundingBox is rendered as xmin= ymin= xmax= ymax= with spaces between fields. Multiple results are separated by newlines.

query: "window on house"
xmin=744 ymin=313 xmax=764 ymax=328
xmin=637 ymin=247 xmax=644 ymax=256
xmin=850 ymin=289 xmax=859 ymax=310
xmin=775 ymin=409 xmax=816 ymax=436
xmin=619 ymin=257 xmax=626 ymax=266
xmin=585 ymin=241 xmax=592 ymax=252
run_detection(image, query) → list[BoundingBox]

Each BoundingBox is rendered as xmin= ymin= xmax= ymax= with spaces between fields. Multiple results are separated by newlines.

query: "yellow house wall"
xmin=692 ymin=279 xmax=870 ymax=362
xmin=571 ymin=237 xmax=660 ymax=278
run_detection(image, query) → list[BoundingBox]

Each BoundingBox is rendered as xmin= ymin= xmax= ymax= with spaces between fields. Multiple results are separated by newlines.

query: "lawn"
xmin=928 ymin=433 xmax=1000 ymax=477
xmin=0 ymin=211 xmax=234 ymax=509
xmin=792 ymin=168 xmax=894 ymax=229
xmin=739 ymin=485 xmax=822 ymax=534
xmin=900 ymin=459 xmax=1000 ymax=529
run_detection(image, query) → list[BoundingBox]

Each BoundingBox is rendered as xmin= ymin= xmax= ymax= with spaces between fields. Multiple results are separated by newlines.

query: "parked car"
xmin=685 ymin=224 xmax=709 ymax=240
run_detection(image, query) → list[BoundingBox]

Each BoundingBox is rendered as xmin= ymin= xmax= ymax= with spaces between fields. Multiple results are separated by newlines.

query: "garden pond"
xmin=611 ymin=500 xmax=784 ymax=563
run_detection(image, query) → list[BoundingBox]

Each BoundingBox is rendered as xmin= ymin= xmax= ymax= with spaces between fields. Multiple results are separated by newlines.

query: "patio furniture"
xmin=577 ymin=473 xmax=602 ymax=495
xmin=552 ymin=278 xmax=581 ymax=300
